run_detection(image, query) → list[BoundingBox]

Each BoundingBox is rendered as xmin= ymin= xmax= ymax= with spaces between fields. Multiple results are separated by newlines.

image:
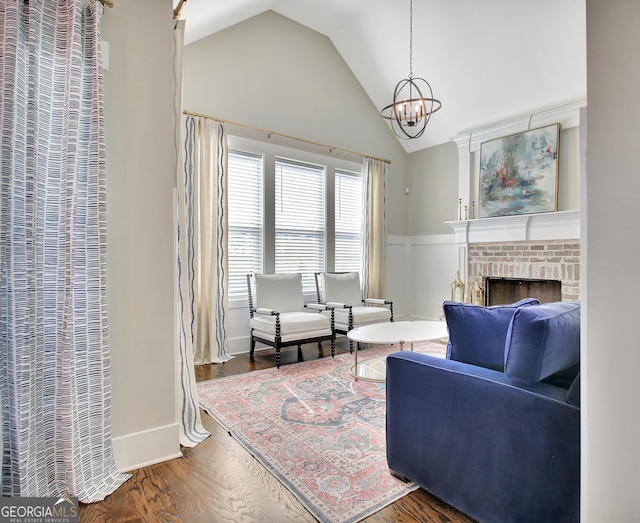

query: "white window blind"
xmin=335 ymin=169 xmax=363 ymax=273
xmin=227 ymin=149 xmax=263 ymax=298
xmin=275 ymin=158 xmax=325 ymax=292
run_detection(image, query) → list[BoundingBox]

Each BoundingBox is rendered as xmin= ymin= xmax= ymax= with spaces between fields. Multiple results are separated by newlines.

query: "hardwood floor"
xmin=79 ymin=341 xmax=475 ymax=522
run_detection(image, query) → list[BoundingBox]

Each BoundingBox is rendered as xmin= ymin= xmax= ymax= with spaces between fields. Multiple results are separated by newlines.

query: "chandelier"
xmin=380 ymin=0 xmax=441 ymax=140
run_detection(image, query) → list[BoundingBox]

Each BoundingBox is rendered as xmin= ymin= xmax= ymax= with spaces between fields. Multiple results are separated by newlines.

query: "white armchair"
xmin=314 ymin=272 xmax=393 ymax=353
xmin=247 ymin=273 xmax=335 ymax=368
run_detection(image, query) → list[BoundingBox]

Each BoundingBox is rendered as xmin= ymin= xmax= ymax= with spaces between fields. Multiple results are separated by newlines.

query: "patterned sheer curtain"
xmin=173 ymin=23 xmax=209 ymax=447
xmin=361 ymin=158 xmax=387 ymax=299
xmin=0 ymin=0 xmax=129 ymax=501
xmin=177 ymin=115 xmax=232 ymax=368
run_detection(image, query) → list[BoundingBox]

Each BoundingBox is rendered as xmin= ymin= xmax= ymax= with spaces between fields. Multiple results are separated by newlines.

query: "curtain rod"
xmin=183 ymin=110 xmax=392 ymax=165
xmin=174 ymin=0 xmax=187 ymax=20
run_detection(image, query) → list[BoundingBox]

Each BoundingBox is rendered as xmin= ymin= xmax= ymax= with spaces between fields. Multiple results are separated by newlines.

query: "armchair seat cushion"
xmin=325 ymin=306 xmax=391 ymax=329
xmin=250 ymin=311 xmax=330 ymax=336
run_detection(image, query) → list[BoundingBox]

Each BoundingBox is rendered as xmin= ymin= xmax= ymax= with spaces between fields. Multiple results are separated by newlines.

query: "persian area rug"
xmin=197 ymin=341 xmax=446 ymax=523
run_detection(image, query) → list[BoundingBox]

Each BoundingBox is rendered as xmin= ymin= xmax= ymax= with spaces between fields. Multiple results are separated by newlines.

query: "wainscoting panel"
xmin=386 ymin=235 xmax=411 ymax=321
xmin=408 ymin=235 xmax=458 ymax=321
xmin=227 ymin=301 xmax=252 ymax=356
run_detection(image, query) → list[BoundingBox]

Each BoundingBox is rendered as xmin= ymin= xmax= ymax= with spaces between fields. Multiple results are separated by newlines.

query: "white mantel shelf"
xmin=446 ymin=210 xmax=580 ymax=244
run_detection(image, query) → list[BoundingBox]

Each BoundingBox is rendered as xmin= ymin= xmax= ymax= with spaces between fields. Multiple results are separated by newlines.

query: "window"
xmin=226 ymin=136 xmax=363 ymax=301
xmin=275 ymin=158 xmax=325 ymax=292
xmin=227 ymin=150 xmax=263 ymax=298
xmin=335 ymin=169 xmax=363 ymax=273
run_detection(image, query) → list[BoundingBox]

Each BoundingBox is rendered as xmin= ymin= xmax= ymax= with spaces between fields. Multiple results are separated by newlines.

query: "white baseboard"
xmin=227 ymin=336 xmax=346 ymax=356
xmin=227 ymin=335 xmax=250 ymax=355
xmin=112 ymin=422 xmax=183 ymax=472
xmin=408 ymin=314 xmax=442 ymax=321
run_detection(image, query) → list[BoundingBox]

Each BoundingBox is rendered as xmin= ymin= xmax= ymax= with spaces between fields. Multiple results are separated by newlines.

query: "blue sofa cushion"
xmin=504 ymin=300 xmax=581 ymax=384
xmin=443 ymin=298 xmax=539 ymax=371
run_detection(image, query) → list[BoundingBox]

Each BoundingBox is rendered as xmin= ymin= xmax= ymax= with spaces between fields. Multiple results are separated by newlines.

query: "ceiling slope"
xmin=176 ymin=0 xmax=586 ymax=153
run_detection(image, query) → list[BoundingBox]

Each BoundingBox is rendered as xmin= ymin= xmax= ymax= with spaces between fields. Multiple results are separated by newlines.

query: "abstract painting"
xmin=478 ymin=124 xmax=560 ymax=218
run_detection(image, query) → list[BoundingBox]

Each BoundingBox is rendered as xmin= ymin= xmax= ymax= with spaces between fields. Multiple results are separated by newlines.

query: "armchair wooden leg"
xmin=276 ymin=345 xmax=281 ymax=369
xmin=297 ymin=344 xmax=303 ymax=362
xmin=330 ymin=335 xmax=335 ymax=358
xmin=348 ymin=311 xmax=354 ymax=353
xmin=250 ymin=333 xmax=256 ymax=361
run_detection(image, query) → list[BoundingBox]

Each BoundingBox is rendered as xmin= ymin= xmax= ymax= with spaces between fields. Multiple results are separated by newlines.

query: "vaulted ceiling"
xmin=175 ymin=0 xmax=586 ymax=153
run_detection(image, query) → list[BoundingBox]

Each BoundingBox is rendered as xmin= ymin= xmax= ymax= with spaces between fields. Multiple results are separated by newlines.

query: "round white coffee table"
xmin=347 ymin=320 xmax=449 ymax=382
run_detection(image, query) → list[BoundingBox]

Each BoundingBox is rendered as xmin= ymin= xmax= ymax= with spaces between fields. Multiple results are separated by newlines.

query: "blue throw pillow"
xmin=504 ymin=301 xmax=581 ymax=384
xmin=443 ymin=298 xmax=539 ymax=371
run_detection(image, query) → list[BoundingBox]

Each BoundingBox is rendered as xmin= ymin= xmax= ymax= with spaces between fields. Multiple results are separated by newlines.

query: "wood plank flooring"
xmin=79 ymin=341 xmax=475 ymax=522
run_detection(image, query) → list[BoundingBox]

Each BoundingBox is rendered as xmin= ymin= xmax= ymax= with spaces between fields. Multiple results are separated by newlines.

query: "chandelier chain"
xmin=379 ymin=0 xmax=442 ymax=139
xmin=409 ymin=0 xmax=413 ymax=78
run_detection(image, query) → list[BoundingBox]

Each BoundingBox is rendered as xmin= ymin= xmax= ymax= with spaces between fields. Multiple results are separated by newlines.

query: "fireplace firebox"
xmin=484 ymin=277 xmax=562 ymax=306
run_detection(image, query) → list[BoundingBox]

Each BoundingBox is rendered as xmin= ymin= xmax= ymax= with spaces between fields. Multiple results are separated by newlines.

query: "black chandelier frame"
xmin=380 ymin=0 xmax=442 ymax=140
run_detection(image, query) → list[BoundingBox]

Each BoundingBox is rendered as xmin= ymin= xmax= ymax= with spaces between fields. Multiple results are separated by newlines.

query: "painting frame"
xmin=478 ymin=123 xmax=560 ymax=218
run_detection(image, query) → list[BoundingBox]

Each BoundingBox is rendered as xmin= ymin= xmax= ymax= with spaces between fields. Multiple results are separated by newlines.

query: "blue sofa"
xmin=386 ymin=300 xmax=581 ymax=523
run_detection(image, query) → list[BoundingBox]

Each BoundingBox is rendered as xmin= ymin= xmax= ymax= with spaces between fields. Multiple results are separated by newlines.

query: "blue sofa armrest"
xmin=386 ymin=351 xmax=580 ymax=523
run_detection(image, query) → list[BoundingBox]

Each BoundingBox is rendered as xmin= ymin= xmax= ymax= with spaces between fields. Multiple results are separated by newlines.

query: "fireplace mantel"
xmin=446 ymin=210 xmax=580 ymax=244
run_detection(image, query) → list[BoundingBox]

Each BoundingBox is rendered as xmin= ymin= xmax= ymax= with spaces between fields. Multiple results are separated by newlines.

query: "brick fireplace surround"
xmin=467 ymin=239 xmax=580 ymax=302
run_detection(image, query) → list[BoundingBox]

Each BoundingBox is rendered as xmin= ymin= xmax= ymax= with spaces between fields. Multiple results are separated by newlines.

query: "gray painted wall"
xmin=183 ymin=10 xmax=409 ymax=237
xmin=584 ymin=0 xmax=640 ymax=519
xmin=406 ymin=141 xmax=459 ymax=236
xmin=102 ymin=0 xmax=179 ymax=468
xmin=558 ymin=127 xmax=581 ymax=211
